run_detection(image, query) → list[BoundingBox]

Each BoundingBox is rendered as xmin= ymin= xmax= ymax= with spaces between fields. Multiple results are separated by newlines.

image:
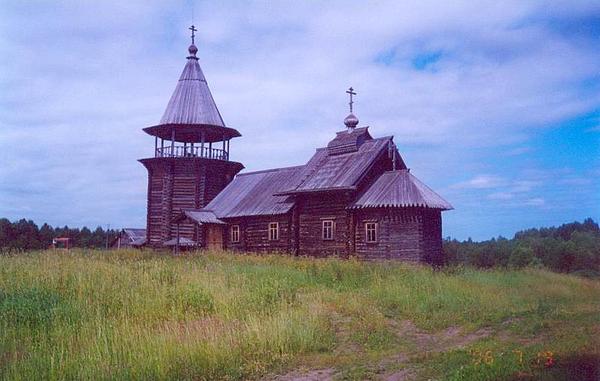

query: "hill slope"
xmin=0 ymin=250 xmax=598 ymax=380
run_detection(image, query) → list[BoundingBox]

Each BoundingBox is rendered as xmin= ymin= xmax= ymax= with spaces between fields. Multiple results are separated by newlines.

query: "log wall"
xmin=353 ymin=207 xmax=444 ymax=263
xmin=224 ymin=215 xmax=291 ymax=253
xmin=140 ymin=157 xmax=242 ymax=247
xmin=421 ymin=209 xmax=443 ymax=265
xmin=296 ymin=192 xmax=354 ymax=257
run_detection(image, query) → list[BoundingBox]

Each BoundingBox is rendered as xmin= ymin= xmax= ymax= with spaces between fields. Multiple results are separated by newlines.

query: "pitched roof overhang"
xmin=349 ymin=169 xmax=453 ymax=211
xmin=173 ymin=210 xmax=226 ymax=225
xmin=143 ymin=123 xmax=241 ymax=143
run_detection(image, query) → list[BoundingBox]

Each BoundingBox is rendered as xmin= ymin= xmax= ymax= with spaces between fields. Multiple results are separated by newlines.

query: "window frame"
xmin=322 ymin=220 xmax=335 ymax=241
xmin=230 ymin=224 xmax=240 ymax=243
xmin=268 ymin=222 xmax=279 ymax=241
xmin=365 ymin=222 xmax=378 ymax=243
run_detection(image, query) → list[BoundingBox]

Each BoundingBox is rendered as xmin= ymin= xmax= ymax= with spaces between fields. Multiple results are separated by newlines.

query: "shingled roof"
xmin=327 ymin=127 xmax=372 ymax=155
xmin=160 ymin=44 xmax=224 ymax=127
xmin=204 ymin=166 xmax=303 ymax=218
xmin=173 ymin=210 xmax=225 ymax=225
xmin=351 ymin=170 xmax=453 ymax=210
xmin=143 ymin=43 xmax=241 ymax=143
xmin=277 ymin=135 xmax=406 ymax=195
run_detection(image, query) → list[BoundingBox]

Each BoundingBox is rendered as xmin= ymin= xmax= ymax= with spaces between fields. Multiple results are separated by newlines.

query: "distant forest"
xmin=0 ymin=218 xmax=118 ymax=250
xmin=444 ymin=218 xmax=600 ymax=277
xmin=1 ymin=217 xmax=599 ymax=276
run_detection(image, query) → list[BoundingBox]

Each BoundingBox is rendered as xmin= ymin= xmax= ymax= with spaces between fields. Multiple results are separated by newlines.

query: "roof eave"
xmin=348 ymin=204 xmax=453 ymax=211
xmin=143 ymin=123 xmax=242 ymax=143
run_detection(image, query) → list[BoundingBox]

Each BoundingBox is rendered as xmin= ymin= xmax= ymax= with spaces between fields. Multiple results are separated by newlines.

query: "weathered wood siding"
xmin=296 ymin=192 xmax=354 ymax=257
xmin=421 ymin=209 xmax=443 ymax=265
xmin=141 ymin=157 xmax=241 ymax=247
xmin=291 ymin=148 xmax=394 ymax=258
xmin=224 ymin=215 xmax=291 ymax=253
xmin=353 ymin=207 xmax=444 ymax=263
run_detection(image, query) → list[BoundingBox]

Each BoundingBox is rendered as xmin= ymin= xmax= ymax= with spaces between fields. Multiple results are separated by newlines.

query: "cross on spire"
xmin=346 ymin=87 xmax=356 ymax=113
xmin=189 ymin=25 xmax=197 ymax=45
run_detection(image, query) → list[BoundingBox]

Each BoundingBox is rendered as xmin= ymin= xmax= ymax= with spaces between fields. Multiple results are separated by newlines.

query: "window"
xmin=269 ymin=222 xmax=279 ymax=241
xmin=365 ymin=222 xmax=378 ymax=243
xmin=322 ymin=220 xmax=334 ymax=240
xmin=230 ymin=225 xmax=240 ymax=243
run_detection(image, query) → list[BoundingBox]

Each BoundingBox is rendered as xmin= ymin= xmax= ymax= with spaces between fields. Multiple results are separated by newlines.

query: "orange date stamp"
xmin=469 ymin=349 xmax=555 ymax=368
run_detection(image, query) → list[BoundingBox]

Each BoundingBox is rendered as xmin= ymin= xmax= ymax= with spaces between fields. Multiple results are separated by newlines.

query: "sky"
xmin=1 ymin=1 xmax=599 ymax=240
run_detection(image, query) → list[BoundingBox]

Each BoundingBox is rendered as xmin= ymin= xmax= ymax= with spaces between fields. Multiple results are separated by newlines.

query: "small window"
xmin=322 ymin=220 xmax=334 ymax=240
xmin=230 ymin=225 xmax=240 ymax=243
xmin=269 ymin=222 xmax=279 ymax=241
xmin=365 ymin=222 xmax=378 ymax=243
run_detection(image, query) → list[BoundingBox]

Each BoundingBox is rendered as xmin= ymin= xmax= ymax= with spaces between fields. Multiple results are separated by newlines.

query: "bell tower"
xmin=140 ymin=26 xmax=244 ymax=247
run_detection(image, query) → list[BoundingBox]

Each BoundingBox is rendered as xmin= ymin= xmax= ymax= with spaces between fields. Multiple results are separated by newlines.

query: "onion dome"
xmin=187 ymin=44 xmax=198 ymax=58
xmin=344 ymin=113 xmax=359 ymax=129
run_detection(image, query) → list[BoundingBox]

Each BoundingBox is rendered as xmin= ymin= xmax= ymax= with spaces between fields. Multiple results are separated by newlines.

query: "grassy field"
xmin=0 ymin=250 xmax=598 ymax=380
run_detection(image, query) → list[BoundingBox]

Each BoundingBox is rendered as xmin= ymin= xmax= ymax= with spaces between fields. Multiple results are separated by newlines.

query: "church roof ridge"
xmin=236 ymin=165 xmax=306 ymax=177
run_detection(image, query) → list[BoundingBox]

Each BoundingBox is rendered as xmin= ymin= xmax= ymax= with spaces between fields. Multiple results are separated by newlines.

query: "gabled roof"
xmin=205 ymin=166 xmax=304 ymax=218
xmin=277 ymin=136 xmax=405 ymax=195
xmin=350 ymin=170 xmax=453 ymax=210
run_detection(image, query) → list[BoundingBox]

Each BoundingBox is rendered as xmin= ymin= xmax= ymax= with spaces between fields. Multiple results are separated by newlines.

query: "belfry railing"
xmin=155 ymin=145 xmax=228 ymax=160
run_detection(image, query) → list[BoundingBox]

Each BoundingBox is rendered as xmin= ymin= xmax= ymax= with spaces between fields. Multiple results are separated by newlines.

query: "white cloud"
xmin=505 ymin=146 xmax=533 ymax=156
xmin=0 ymin=1 xmax=599 ymax=238
xmin=452 ymin=175 xmax=507 ymax=189
xmin=524 ymin=198 xmax=545 ymax=206
xmin=586 ymin=125 xmax=600 ymax=132
xmin=488 ymin=192 xmax=514 ymax=200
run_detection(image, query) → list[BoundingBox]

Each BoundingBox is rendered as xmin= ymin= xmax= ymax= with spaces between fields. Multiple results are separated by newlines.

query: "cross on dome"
xmin=189 ymin=25 xmax=197 ymax=44
xmin=344 ymin=87 xmax=359 ymax=130
xmin=346 ymin=87 xmax=356 ymax=113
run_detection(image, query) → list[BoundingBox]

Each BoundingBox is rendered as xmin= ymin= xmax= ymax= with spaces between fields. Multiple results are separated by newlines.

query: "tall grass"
xmin=0 ymin=250 xmax=598 ymax=380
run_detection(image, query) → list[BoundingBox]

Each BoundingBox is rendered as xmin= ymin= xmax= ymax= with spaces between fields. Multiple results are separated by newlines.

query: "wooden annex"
xmin=139 ymin=27 xmax=453 ymax=264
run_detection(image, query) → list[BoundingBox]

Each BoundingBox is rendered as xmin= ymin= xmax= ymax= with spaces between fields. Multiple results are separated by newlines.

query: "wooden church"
xmin=140 ymin=27 xmax=453 ymax=264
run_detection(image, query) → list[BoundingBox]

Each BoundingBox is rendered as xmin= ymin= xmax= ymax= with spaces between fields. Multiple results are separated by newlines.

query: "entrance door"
xmin=206 ymin=225 xmax=223 ymax=251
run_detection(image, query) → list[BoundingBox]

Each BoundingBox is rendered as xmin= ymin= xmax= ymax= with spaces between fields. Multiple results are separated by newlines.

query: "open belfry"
xmin=141 ymin=26 xmax=452 ymax=263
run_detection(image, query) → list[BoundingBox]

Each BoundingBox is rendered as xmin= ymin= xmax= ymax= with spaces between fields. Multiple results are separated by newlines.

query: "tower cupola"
xmin=142 ymin=25 xmax=241 ymax=160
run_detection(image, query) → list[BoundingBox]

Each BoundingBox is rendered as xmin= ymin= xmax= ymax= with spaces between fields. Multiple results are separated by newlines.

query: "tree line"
xmin=0 ymin=218 xmax=118 ymax=251
xmin=444 ymin=218 xmax=600 ymax=277
xmin=1 ymin=216 xmax=599 ymax=276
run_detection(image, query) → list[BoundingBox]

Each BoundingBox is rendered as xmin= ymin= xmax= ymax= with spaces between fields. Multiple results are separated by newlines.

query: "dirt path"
xmin=269 ymin=319 xmax=495 ymax=380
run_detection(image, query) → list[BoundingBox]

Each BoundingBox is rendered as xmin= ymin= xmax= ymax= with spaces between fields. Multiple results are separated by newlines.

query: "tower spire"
xmin=344 ymin=87 xmax=359 ymax=130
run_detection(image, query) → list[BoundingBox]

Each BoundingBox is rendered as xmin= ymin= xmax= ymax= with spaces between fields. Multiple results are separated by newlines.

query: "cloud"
xmin=524 ymin=198 xmax=545 ymax=207
xmin=504 ymin=146 xmax=533 ymax=156
xmin=586 ymin=125 xmax=600 ymax=132
xmin=0 ymin=1 xmax=599 ymax=239
xmin=488 ymin=192 xmax=514 ymax=200
xmin=510 ymin=180 xmax=541 ymax=193
xmin=452 ymin=175 xmax=507 ymax=189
